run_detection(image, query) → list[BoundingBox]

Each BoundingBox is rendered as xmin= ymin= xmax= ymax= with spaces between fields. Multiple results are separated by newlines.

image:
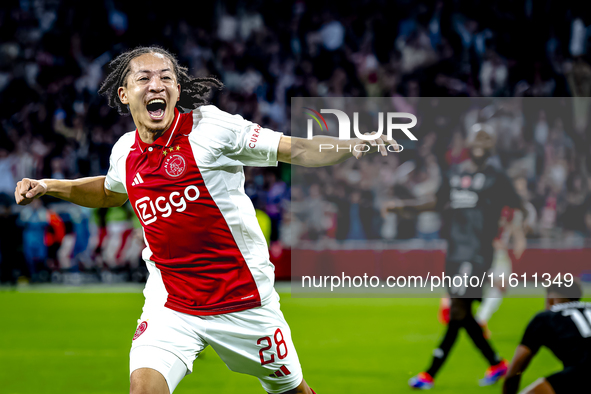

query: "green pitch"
xmin=0 ymin=290 xmax=565 ymax=393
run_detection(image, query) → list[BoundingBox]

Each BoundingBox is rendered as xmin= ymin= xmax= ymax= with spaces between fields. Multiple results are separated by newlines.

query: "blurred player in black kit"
xmin=384 ymin=124 xmax=524 ymax=389
xmin=504 ymin=281 xmax=589 ymax=394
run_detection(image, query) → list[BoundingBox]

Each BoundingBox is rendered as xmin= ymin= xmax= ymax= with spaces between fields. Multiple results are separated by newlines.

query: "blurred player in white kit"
xmin=476 ymin=177 xmax=535 ymax=335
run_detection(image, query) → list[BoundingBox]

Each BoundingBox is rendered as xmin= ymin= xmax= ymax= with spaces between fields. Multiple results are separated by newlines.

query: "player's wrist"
xmin=39 ymin=179 xmax=53 ymax=194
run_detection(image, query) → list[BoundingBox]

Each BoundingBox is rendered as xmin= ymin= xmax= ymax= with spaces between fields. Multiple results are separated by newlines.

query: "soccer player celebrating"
xmin=14 ymin=47 xmax=394 ymax=394
xmin=504 ymin=281 xmax=589 ymax=394
xmin=384 ymin=124 xmax=524 ymax=389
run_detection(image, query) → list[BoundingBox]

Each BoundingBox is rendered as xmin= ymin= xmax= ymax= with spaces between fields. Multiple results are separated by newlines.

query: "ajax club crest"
xmin=133 ymin=321 xmax=148 ymax=340
xmin=163 ymin=147 xmax=187 ymax=178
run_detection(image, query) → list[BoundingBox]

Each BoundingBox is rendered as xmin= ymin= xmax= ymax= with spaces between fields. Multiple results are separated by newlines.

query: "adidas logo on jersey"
xmin=131 ymin=173 xmax=144 ymax=186
xmin=269 ymin=365 xmax=291 ymax=378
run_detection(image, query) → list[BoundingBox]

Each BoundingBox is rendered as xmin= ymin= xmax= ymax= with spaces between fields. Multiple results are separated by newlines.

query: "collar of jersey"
xmin=135 ymin=108 xmax=181 ymax=153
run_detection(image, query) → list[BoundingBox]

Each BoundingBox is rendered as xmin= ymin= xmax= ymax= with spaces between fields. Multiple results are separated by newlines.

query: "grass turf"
xmin=0 ymin=291 xmax=564 ymax=393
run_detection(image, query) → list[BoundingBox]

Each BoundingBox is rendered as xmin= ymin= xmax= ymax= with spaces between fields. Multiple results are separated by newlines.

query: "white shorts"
xmin=129 ymin=293 xmax=303 ymax=394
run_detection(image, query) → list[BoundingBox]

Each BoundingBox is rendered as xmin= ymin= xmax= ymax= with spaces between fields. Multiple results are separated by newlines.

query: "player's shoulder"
xmin=191 ymin=105 xmax=250 ymax=131
xmin=528 ymin=302 xmax=591 ymax=326
xmin=110 ymin=130 xmax=136 ymax=158
xmin=531 ymin=309 xmax=554 ymax=321
xmin=550 ymin=301 xmax=591 ymax=313
xmin=523 ymin=309 xmax=554 ymax=334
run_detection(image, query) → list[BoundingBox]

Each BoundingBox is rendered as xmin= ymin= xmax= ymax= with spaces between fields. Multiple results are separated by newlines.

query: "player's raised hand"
xmin=15 ymin=178 xmax=48 ymax=205
xmin=352 ymin=132 xmax=401 ymax=159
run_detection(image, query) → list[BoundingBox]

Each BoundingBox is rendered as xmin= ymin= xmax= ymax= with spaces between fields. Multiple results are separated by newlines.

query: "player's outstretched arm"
xmin=15 ymin=176 xmax=128 ymax=208
xmin=277 ymin=134 xmax=397 ymax=167
xmin=503 ymin=345 xmax=534 ymax=394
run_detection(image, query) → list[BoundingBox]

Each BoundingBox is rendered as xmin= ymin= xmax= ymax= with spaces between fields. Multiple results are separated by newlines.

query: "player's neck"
xmin=131 ymin=109 xmax=176 ymax=145
xmin=137 ymin=127 xmax=167 ymax=144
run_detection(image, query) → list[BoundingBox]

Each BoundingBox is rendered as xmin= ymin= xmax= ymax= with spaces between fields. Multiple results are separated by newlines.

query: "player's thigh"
xmin=204 ymin=299 xmax=303 ymax=394
xmin=544 ymin=364 xmax=587 ymax=393
xmin=130 ymin=308 xmax=207 ymax=393
xmin=491 ymin=249 xmax=512 ymax=287
xmin=449 ymin=297 xmax=474 ymax=320
xmin=130 ymin=346 xmax=188 ymax=394
xmin=445 ymin=260 xmax=486 ymax=300
xmin=130 ymin=366 xmax=171 ymax=394
xmin=519 ymin=378 xmax=556 ymax=394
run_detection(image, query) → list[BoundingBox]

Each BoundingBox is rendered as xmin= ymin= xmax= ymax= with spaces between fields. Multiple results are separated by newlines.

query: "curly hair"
xmin=98 ymin=46 xmax=222 ymax=115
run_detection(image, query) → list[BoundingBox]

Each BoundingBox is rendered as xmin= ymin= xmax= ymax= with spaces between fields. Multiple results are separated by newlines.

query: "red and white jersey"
xmin=105 ymin=106 xmax=282 ymax=316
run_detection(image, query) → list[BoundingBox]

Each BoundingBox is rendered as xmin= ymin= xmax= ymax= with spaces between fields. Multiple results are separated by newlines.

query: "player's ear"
xmin=545 ymin=297 xmax=554 ymax=310
xmin=177 ymin=83 xmax=180 ymax=101
xmin=118 ymin=86 xmax=129 ymax=105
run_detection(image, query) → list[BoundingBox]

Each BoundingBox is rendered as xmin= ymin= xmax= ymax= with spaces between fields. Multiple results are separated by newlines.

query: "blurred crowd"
xmin=290 ymin=97 xmax=591 ymax=246
xmin=1 ymin=0 xmax=591 ymax=283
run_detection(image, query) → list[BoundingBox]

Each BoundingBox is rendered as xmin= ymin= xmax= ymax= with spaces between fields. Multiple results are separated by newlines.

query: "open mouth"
xmin=146 ymin=99 xmax=166 ymax=120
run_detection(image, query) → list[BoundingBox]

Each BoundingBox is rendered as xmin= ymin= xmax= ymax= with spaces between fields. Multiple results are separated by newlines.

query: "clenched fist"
xmin=15 ymin=178 xmax=48 ymax=205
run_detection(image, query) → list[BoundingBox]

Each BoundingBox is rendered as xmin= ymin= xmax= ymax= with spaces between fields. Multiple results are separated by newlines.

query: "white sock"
xmin=476 ymin=287 xmax=503 ymax=324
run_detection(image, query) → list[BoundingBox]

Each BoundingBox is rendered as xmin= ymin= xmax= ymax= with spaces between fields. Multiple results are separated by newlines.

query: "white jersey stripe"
xmin=141 ymin=229 xmax=169 ymax=312
xmin=165 ymin=114 xmax=181 ymax=147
